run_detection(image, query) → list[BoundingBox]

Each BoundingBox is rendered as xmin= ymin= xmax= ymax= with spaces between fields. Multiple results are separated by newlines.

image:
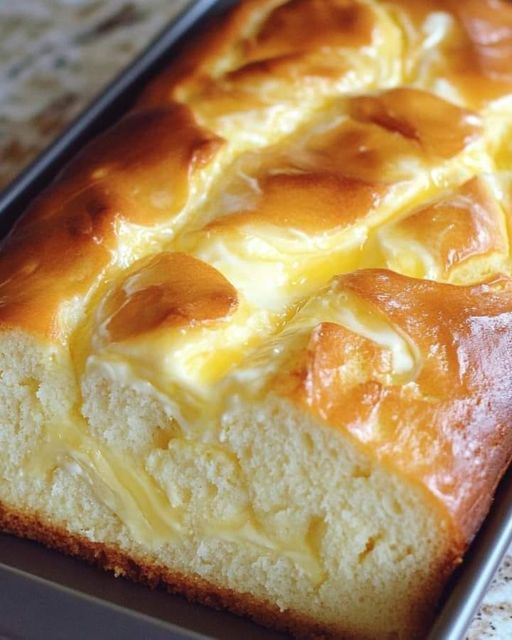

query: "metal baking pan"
xmin=1 ymin=1 xmax=512 ymax=638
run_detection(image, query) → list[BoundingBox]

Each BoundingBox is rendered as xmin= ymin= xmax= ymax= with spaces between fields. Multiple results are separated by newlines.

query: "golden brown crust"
xmin=383 ymin=178 xmax=507 ymax=279
xmin=208 ymin=87 xmax=481 ymax=237
xmin=139 ymin=0 xmax=379 ymax=112
xmin=141 ymin=0 xmax=512 ymax=116
xmin=0 ymin=104 xmax=223 ymax=339
xmin=241 ymin=0 xmax=376 ymax=59
xmin=209 ymin=172 xmax=388 ymax=233
xmin=389 ymin=0 xmax=512 ymax=106
xmin=280 ymin=270 xmax=512 ymax=543
xmin=137 ymin=0 xmax=275 ymax=108
xmin=103 ymin=252 xmax=239 ymax=342
xmin=348 ymin=89 xmax=481 ymax=159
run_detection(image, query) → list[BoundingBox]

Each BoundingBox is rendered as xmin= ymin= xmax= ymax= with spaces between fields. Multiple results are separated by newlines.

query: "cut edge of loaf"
xmin=0 ymin=329 xmax=461 ymax=640
xmin=0 ymin=503 xmax=345 ymax=640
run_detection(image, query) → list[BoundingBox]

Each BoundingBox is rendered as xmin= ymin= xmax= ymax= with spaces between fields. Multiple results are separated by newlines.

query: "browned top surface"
xmin=105 ymin=252 xmax=238 ymax=342
xmin=279 ymin=270 xmax=512 ymax=542
xmin=2 ymin=0 xmax=512 ymax=557
xmin=0 ymin=104 xmax=223 ymax=338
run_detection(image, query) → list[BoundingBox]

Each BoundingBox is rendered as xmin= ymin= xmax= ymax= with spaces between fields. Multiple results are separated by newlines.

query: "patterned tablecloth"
xmin=0 ymin=1 xmax=511 ymax=638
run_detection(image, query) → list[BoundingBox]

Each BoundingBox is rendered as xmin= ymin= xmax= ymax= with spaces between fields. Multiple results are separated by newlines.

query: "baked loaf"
xmin=2 ymin=1 xmax=512 ymax=638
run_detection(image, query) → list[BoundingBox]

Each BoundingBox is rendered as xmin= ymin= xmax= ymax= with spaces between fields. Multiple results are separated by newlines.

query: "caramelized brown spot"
xmin=209 ymin=89 xmax=480 ymax=235
xmin=302 ymin=120 xmax=420 ymax=183
xmin=106 ymin=253 xmax=238 ymax=342
xmin=304 ymin=322 xmax=393 ymax=401
xmin=213 ymin=172 xmax=387 ymax=232
xmin=138 ymin=0 xmax=269 ymax=107
xmin=219 ymin=0 xmax=376 ymax=88
xmin=209 ymin=88 xmax=481 ymax=235
xmin=66 ymin=104 xmax=224 ymax=225
xmin=141 ymin=0 xmax=377 ymax=115
xmin=350 ymin=89 xmax=482 ymax=159
xmin=388 ymin=0 xmax=512 ymax=105
xmin=0 ymin=104 xmax=223 ymax=337
xmin=245 ymin=0 xmax=375 ymax=62
xmin=454 ymin=0 xmax=512 ymax=82
xmin=389 ymin=178 xmax=506 ymax=277
xmin=285 ymin=270 xmax=512 ymax=541
xmin=0 ymin=186 xmax=119 ymax=338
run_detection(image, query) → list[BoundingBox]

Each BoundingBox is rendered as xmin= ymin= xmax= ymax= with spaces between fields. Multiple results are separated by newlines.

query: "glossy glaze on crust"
xmin=139 ymin=0 xmax=380 ymax=104
xmin=138 ymin=0 xmax=404 ymax=153
xmin=348 ymin=89 xmax=482 ymax=159
xmin=277 ymin=270 xmax=512 ymax=543
xmin=0 ymin=104 xmax=223 ymax=338
xmin=104 ymin=253 xmax=239 ymax=342
xmin=378 ymin=177 xmax=508 ymax=281
xmin=207 ymin=87 xmax=482 ymax=235
xmin=389 ymin=0 xmax=512 ymax=105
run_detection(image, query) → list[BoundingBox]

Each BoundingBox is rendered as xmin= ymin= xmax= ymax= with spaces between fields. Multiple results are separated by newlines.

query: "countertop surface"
xmin=0 ymin=1 xmax=511 ymax=638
